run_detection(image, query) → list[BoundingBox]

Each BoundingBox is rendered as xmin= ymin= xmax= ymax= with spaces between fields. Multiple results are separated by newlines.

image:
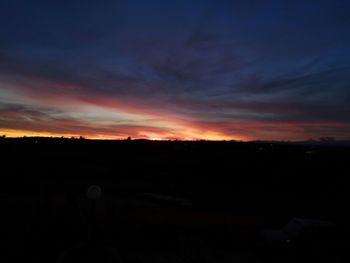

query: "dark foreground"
xmin=1 ymin=138 xmax=350 ymax=262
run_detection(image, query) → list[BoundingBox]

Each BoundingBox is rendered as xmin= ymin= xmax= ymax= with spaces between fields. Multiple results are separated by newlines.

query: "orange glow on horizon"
xmin=0 ymin=129 xmax=82 ymax=139
xmin=0 ymin=128 xmax=246 ymax=141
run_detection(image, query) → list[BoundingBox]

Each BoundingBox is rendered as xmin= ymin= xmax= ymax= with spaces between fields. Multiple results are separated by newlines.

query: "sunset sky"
xmin=1 ymin=0 xmax=350 ymax=140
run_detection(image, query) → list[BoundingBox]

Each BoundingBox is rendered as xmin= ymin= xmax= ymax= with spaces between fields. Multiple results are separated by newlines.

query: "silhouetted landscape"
xmin=1 ymin=0 xmax=350 ymax=262
xmin=1 ymin=138 xmax=349 ymax=262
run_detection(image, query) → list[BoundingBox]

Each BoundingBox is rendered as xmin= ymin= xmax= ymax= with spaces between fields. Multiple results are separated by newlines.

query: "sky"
xmin=0 ymin=0 xmax=350 ymax=141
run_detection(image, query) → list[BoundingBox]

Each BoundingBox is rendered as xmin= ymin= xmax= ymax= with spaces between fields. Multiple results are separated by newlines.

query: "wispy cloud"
xmin=1 ymin=0 xmax=350 ymax=140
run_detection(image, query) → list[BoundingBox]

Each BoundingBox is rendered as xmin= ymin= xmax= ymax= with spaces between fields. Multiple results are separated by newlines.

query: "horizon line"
xmin=1 ymin=135 xmax=347 ymax=143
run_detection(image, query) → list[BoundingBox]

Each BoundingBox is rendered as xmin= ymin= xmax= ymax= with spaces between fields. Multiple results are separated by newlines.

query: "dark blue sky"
xmin=0 ymin=0 xmax=350 ymax=140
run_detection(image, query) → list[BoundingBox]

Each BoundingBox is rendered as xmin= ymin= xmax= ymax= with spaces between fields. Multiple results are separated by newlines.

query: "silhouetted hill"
xmin=0 ymin=138 xmax=349 ymax=262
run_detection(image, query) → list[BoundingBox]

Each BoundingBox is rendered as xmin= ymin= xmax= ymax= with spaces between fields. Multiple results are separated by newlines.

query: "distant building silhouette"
xmin=319 ymin=137 xmax=335 ymax=142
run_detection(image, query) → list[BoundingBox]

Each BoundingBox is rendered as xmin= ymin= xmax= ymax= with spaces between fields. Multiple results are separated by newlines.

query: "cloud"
xmin=1 ymin=0 xmax=350 ymax=140
xmin=1 ymin=48 xmax=350 ymax=141
xmin=234 ymin=67 xmax=350 ymax=95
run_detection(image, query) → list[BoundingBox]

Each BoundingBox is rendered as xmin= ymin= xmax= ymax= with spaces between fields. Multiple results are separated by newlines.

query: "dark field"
xmin=1 ymin=138 xmax=350 ymax=262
